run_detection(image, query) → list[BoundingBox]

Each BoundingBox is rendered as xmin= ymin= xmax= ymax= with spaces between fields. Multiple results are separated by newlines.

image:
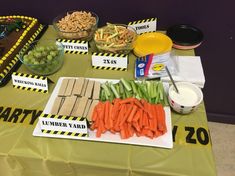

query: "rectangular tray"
xmin=33 ymin=77 xmax=173 ymax=149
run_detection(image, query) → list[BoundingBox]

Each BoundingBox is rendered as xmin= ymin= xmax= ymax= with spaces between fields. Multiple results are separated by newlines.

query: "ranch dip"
xmin=170 ymin=86 xmax=198 ymax=106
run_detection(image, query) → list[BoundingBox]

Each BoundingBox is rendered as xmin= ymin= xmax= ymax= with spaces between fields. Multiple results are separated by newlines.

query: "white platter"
xmin=33 ymin=77 xmax=173 ymax=149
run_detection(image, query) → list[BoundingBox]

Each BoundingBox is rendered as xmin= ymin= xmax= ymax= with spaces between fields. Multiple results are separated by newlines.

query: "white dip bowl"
xmin=168 ymin=82 xmax=203 ymax=114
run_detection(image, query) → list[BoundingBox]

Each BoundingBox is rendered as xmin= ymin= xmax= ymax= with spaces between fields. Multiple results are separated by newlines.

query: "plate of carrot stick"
xmin=33 ymin=77 xmax=173 ymax=149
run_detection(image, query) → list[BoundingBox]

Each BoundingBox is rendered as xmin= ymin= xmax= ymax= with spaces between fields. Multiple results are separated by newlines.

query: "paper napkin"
xmin=161 ymin=56 xmax=205 ymax=88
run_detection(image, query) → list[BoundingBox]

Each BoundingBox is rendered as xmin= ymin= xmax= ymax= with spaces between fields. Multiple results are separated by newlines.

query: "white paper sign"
xmin=92 ymin=53 xmax=128 ymax=69
xmin=57 ymin=39 xmax=88 ymax=53
xmin=128 ymin=18 xmax=157 ymax=34
xmin=12 ymin=72 xmax=48 ymax=92
xmin=39 ymin=116 xmax=88 ymax=135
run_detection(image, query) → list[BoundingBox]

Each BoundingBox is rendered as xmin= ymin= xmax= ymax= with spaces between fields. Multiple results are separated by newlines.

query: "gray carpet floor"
xmin=208 ymin=122 xmax=235 ymax=176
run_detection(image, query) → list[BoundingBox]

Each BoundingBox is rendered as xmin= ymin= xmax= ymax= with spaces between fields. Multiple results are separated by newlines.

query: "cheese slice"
xmin=92 ymin=81 xmax=101 ymax=100
xmin=50 ymin=96 xmax=63 ymax=115
xmin=85 ymin=80 xmax=95 ymax=98
xmin=72 ymin=77 xmax=85 ymax=96
xmin=73 ymin=96 xmax=88 ymax=117
xmin=58 ymin=79 xmax=69 ymax=96
xmin=58 ymin=96 xmax=77 ymax=116
xmin=64 ymin=79 xmax=75 ymax=96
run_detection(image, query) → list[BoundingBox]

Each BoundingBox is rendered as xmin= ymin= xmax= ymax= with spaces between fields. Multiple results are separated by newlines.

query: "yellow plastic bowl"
xmin=133 ymin=32 xmax=173 ymax=57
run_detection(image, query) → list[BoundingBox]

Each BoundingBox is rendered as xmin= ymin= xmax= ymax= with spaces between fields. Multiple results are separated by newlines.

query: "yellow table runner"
xmin=0 ymin=26 xmax=216 ymax=176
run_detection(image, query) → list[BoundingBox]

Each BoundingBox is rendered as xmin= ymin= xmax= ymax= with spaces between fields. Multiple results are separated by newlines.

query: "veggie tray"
xmin=33 ymin=77 xmax=173 ymax=149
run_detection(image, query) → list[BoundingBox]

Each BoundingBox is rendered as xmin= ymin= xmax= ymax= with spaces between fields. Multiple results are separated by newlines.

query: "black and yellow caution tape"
xmin=92 ymin=52 xmax=127 ymax=58
xmin=13 ymin=85 xmax=48 ymax=93
xmin=56 ymin=38 xmax=87 ymax=44
xmin=12 ymin=72 xmax=46 ymax=80
xmin=128 ymin=18 xmax=156 ymax=25
xmin=64 ymin=50 xmax=88 ymax=55
xmin=92 ymin=66 xmax=127 ymax=71
xmin=41 ymin=113 xmax=86 ymax=121
xmin=0 ymin=24 xmax=44 ymax=79
xmin=41 ymin=129 xmax=88 ymax=137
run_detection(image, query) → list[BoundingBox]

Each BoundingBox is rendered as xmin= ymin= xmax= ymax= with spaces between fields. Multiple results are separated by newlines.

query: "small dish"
xmin=168 ymin=82 xmax=203 ymax=114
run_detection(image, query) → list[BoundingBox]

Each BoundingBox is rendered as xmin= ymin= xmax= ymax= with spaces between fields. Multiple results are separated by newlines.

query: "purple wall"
xmin=1 ymin=0 xmax=235 ymax=123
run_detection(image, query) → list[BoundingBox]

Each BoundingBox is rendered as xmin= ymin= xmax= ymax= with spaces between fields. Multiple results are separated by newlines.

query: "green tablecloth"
xmin=0 ymin=26 xmax=216 ymax=176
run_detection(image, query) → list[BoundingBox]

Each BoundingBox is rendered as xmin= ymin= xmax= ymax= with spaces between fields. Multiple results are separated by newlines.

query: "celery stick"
xmin=152 ymin=81 xmax=158 ymax=98
xmin=130 ymin=81 xmax=138 ymax=96
xmin=101 ymin=83 xmax=111 ymax=97
xmin=125 ymin=90 xmax=132 ymax=98
xmin=119 ymin=81 xmax=124 ymax=98
xmin=115 ymin=83 xmax=120 ymax=95
xmin=107 ymin=82 xmax=114 ymax=101
xmin=121 ymin=78 xmax=132 ymax=92
xmin=159 ymin=81 xmax=164 ymax=100
xmin=100 ymin=89 xmax=106 ymax=101
xmin=111 ymin=83 xmax=120 ymax=98
xmin=137 ymin=86 xmax=143 ymax=99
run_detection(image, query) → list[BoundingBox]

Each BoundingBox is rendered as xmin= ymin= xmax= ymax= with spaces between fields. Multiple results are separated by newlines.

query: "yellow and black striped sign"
xmin=64 ymin=50 xmax=88 ymax=55
xmin=13 ymin=85 xmax=48 ymax=93
xmin=56 ymin=38 xmax=88 ymax=55
xmin=41 ymin=129 xmax=88 ymax=137
xmin=92 ymin=52 xmax=127 ymax=58
xmin=41 ymin=113 xmax=86 ymax=121
xmin=12 ymin=72 xmax=46 ymax=80
xmin=40 ymin=113 xmax=88 ymax=137
xmin=128 ymin=18 xmax=156 ymax=25
xmin=56 ymin=38 xmax=87 ymax=44
xmin=92 ymin=66 xmax=127 ymax=71
xmin=12 ymin=72 xmax=48 ymax=93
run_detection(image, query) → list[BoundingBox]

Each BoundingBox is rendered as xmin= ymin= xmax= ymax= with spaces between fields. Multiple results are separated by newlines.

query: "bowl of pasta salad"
xmin=94 ymin=23 xmax=137 ymax=54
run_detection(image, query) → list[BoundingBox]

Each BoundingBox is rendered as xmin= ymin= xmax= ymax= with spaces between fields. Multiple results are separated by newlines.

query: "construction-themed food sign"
xmin=39 ymin=114 xmax=88 ymax=137
xmin=92 ymin=52 xmax=128 ymax=71
xmin=128 ymin=18 xmax=157 ymax=34
xmin=56 ymin=39 xmax=88 ymax=54
xmin=12 ymin=72 xmax=48 ymax=93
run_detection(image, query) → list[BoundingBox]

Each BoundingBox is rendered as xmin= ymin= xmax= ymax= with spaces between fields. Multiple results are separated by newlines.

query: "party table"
xmin=0 ymin=26 xmax=217 ymax=176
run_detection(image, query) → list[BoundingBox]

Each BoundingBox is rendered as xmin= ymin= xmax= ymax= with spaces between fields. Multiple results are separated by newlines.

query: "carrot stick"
xmin=133 ymin=121 xmax=140 ymax=132
xmin=119 ymin=103 xmax=133 ymax=125
xmin=155 ymin=104 xmax=166 ymax=133
xmin=109 ymin=103 xmax=114 ymax=129
xmin=91 ymin=106 xmax=98 ymax=121
xmin=114 ymin=104 xmax=126 ymax=131
xmin=119 ymin=97 xmax=136 ymax=104
xmin=127 ymin=105 xmax=138 ymax=123
xmin=143 ymin=111 xmax=149 ymax=128
xmin=127 ymin=123 xmax=134 ymax=137
xmin=104 ymin=101 xmax=110 ymax=129
xmin=138 ymin=109 xmax=144 ymax=129
xmin=133 ymin=98 xmax=145 ymax=110
xmin=133 ymin=109 xmax=141 ymax=122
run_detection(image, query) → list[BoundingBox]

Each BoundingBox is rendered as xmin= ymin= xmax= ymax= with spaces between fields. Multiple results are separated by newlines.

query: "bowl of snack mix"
xmin=53 ymin=10 xmax=99 ymax=41
xmin=94 ymin=23 xmax=137 ymax=54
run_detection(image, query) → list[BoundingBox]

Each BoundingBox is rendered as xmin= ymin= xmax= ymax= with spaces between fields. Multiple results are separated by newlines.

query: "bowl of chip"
xmin=19 ymin=40 xmax=64 ymax=75
xmin=53 ymin=10 xmax=99 ymax=41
